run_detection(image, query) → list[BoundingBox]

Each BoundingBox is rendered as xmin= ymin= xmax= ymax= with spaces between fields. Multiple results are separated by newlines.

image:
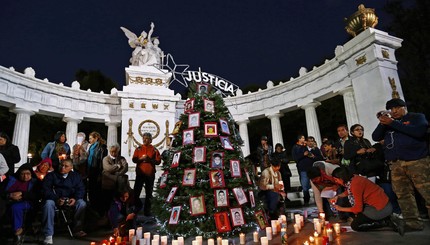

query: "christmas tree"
xmin=153 ymin=83 xmax=265 ymax=238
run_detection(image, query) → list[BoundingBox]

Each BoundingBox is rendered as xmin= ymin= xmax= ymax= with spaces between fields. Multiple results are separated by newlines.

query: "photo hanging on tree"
xmin=184 ymin=98 xmax=195 ymax=114
xmin=166 ymin=186 xmax=178 ymax=203
xmin=220 ymin=136 xmax=234 ymax=150
xmin=245 ymin=168 xmax=253 ymax=184
xmin=168 ymin=206 xmax=181 ymax=225
xmin=230 ymin=160 xmax=241 ymax=177
xmin=249 ymin=190 xmax=256 ymax=208
xmin=197 ymin=83 xmax=209 ymax=95
xmin=219 ymin=118 xmax=230 ymax=135
xmin=230 ymin=207 xmax=245 ymax=226
xmin=211 ymin=152 xmax=224 ymax=169
xmin=159 ymin=171 xmax=168 ymax=188
xmin=193 ymin=146 xmax=206 ymax=163
xmin=182 ymin=168 xmax=196 ymax=186
xmin=183 ymin=129 xmax=194 ymax=145
xmin=214 ymin=211 xmax=232 ymax=233
xmin=203 ymin=99 xmax=215 ymax=113
xmin=232 ymin=187 xmax=248 ymax=205
xmin=209 ymin=170 xmax=225 ymax=188
xmin=171 ymin=151 xmax=181 ymax=168
xmin=215 ymin=189 xmax=229 ymax=207
xmin=188 ymin=112 xmax=200 ymax=128
xmin=190 ymin=195 xmax=206 ymax=216
xmin=204 ymin=122 xmax=218 ymax=137
xmin=255 ymin=210 xmax=269 ymax=229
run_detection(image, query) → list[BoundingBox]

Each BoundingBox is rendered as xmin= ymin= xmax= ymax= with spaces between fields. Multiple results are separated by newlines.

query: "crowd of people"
xmin=257 ymin=98 xmax=429 ymax=236
xmin=0 ymin=130 xmax=141 ymax=245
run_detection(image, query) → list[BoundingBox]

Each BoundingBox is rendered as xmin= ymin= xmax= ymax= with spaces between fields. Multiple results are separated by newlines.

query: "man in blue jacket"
xmin=372 ymin=98 xmax=430 ymax=234
xmin=41 ymin=159 xmax=87 ymax=244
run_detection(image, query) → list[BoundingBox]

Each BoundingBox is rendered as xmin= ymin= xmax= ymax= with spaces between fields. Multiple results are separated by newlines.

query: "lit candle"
xmin=240 ymin=233 xmax=245 ymax=244
xmin=294 ymin=224 xmax=300 ymax=233
xmin=271 ymin=220 xmax=277 ymax=234
xmin=261 ymin=236 xmax=268 ymax=245
xmin=334 ymin=223 xmax=341 ymax=235
xmin=196 ymin=236 xmax=203 ymax=245
xmin=314 ymin=231 xmax=319 ymax=237
xmin=253 ymin=232 xmax=259 ymax=243
xmin=144 ymin=232 xmax=151 ymax=244
xmin=303 ymin=241 xmax=309 ymax=245
xmin=217 ymin=237 xmax=222 ymax=245
xmin=299 ymin=215 xmax=304 ymax=227
xmin=327 ymin=228 xmax=333 ymax=242
xmin=116 ymin=236 xmax=122 ymax=243
xmin=316 ymin=221 xmax=322 ymax=234
xmin=222 ymin=239 xmax=229 ymax=245
xmin=208 ymin=238 xmax=215 ymax=245
xmin=319 ymin=213 xmax=326 ymax=223
xmin=90 ymin=242 xmax=96 ymax=245
xmin=139 ymin=239 xmax=145 ymax=245
xmin=136 ymin=227 xmax=143 ymax=239
xmin=153 ymin=235 xmax=160 ymax=241
xmin=152 ymin=239 xmax=160 ymax=245
xmin=265 ymin=227 xmax=272 ymax=240
xmin=192 ymin=241 xmax=197 ymax=245
xmin=131 ymin=236 xmax=137 ymax=245
xmin=171 ymin=240 xmax=178 ymax=245
xmin=128 ymin=229 xmax=135 ymax=242
xmin=280 ymin=215 xmax=287 ymax=224
xmin=309 ymin=236 xmax=315 ymax=243
xmin=290 ymin=212 xmax=295 ymax=221
xmin=313 ymin=218 xmax=319 ymax=230
xmin=178 ymin=237 xmax=184 ymax=245
xmin=161 ymin=236 xmax=168 ymax=245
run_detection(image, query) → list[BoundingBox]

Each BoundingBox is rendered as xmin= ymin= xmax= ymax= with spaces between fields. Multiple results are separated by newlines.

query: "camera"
xmin=63 ymin=197 xmax=70 ymax=206
xmin=376 ymin=110 xmax=391 ymax=119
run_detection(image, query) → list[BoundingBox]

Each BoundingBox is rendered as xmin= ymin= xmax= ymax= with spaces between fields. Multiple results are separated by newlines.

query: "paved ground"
xmin=11 ymin=204 xmax=430 ymax=245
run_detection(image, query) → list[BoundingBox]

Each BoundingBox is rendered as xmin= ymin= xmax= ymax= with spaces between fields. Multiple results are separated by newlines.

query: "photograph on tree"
xmin=230 ymin=160 xmax=241 ymax=177
xmin=230 ymin=207 xmax=245 ymax=226
xmin=168 ymin=206 xmax=181 ymax=225
xmin=188 ymin=112 xmax=200 ymax=128
xmin=219 ymin=118 xmax=230 ymax=135
xmin=214 ymin=211 xmax=232 ymax=233
xmin=182 ymin=168 xmax=196 ymax=186
xmin=204 ymin=122 xmax=218 ymax=137
xmin=193 ymin=146 xmax=206 ymax=163
xmin=183 ymin=129 xmax=194 ymax=145
xmin=209 ymin=170 xmax=225 ymax=188
xmin=190 ymin=195 xmax=206 ymax=216
xmin=210 ymin=152 xmax=224 ymax=169
xmin=214 ymin=189 xmax=229 ymax=207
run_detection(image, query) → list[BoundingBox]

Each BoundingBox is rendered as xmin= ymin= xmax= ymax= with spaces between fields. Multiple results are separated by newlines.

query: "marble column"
xmin=236 ymin=119 xmax=250 ymax=157
xmin=267 ymin=113 xmax=284 ymax=147
xmin=63 ymin=117 xmax=82 ymax=148
xmin=10 ymin=108 xmax=35 ymax=167
xmin=301 ymin=102 xmax=322 ymax=146
xmin=339 ymin=87 xmax=359 ymax=129
xmin=106 ymin=121 xmax=120 ymax=147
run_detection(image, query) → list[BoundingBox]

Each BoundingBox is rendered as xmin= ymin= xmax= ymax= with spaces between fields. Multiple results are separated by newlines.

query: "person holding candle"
xmin=34 ymin=158 xmax=54 ymax=181
xmin=108 ymin=189 xmax=136 ymax=237
xmin=132 ymin=132 xmax=161 ymax=217
xmin=71 ymin=132 xmax=89 ymax=178
xmin=258 ymin=160 xmax=285 ymax=219
xmin=330 ymin=166 xmax=403 ymax=235
xmin=41 ymin=131 xmax=71 ymax=170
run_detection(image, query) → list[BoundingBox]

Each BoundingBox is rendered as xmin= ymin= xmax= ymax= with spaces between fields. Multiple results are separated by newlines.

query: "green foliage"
xmin=152 ymin=83 xmax=264 ymax=239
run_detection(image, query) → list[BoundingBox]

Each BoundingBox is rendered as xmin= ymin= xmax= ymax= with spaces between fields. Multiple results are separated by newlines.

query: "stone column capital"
xmin=63 ymin=117 xmax=82 ymax=124
xmin=338 ymin=87 xmax=354 ymax=95
xmin=300 ymin=102 xmax=321 ymax=110
xmin=236 ymin=119 xmax=250 ymax=125
xmin=266 ymin=112 xmax=283 ymax=119
xmin=105 ymin=121 xmax=121 ymax=127
xmin=10 ymin=108 xmax=35 ymax=116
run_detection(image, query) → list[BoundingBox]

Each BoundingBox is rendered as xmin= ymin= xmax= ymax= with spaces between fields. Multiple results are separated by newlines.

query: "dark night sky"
xmin=0 ymin=0 xmax=398 ymax=93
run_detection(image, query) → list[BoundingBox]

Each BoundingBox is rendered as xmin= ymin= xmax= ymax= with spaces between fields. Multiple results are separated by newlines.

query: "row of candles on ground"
xmin=296 ymin=213 xmax=342 ymax=245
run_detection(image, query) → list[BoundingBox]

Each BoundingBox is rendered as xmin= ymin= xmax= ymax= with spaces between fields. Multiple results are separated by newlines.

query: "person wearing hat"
xmin=257 ymin=136 xmax=273 ymax=172
xmin=372 ymin=98 xmax=430 ymax=235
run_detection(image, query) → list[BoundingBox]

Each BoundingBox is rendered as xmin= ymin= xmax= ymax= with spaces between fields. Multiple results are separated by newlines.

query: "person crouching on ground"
xmin=258 ymin=161 xmax=286 ymax=220
xmin=41 ymin=159 xmax=87 ymax=244
xmin=108 ymin=189 xmax=136 ymax=237
xmin=330 ymin=166 xmax=403 ymax=235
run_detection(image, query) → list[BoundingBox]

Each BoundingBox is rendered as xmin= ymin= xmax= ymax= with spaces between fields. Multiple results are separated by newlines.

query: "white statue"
xmin=120 ymin=22 xmax=163 ymax=67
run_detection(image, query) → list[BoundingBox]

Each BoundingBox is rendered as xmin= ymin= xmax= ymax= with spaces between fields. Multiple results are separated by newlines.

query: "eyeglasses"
xmin=60 ymin=165 xmax=72 ymax=168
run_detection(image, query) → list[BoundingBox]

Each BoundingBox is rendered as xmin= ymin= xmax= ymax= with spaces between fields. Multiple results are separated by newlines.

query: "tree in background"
xmin=75 ymin=69 xmax=117 ymax=94
xmin=152 ymin=83 xmax=264 ymax=238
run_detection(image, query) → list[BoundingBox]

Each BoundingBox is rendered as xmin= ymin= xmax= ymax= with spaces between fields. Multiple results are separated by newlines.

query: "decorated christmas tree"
xmin=152 ymin=83 xmax=265 ymax=238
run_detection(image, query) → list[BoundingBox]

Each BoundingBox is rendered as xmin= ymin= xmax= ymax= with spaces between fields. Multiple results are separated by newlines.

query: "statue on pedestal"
xmin=121 ymin=22 xmax=164 ymax=67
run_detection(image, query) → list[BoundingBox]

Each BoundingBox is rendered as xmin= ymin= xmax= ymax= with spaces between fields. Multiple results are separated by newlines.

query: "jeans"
xmin=133 ymin=173 xmax=155 ymax=215
xmin=299 ymin=171 xmax=311 ymax=204
xmin=379 ymin=182 xmax=401 ymax=214
xmin=10 ymin=201 xmax=31 ymax=232
xmin=42 ymin=199 xmax=87 ymax=236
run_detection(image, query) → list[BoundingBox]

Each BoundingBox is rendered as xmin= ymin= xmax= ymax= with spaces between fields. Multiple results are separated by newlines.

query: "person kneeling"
xmin=258 ymin=161 xmax=286 ymax=220
xmin=41 ymin=159 xmax=87 ymax=245
xmin=108 ymin=190 xmax=136 ymax=237
xmin=330 ymin=166 xmax=404 ymax=235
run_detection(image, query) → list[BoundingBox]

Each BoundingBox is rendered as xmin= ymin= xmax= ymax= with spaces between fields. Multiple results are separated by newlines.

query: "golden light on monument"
xmin=345 ymin=4 xmax=378 ymax=37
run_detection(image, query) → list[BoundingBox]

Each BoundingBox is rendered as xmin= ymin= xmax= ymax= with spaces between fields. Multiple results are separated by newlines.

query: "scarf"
xmin=87 ymin=141 xmax=99 ymax=168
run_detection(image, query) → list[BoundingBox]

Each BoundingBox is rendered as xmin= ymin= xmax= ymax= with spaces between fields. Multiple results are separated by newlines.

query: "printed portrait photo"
xmin=215 ymin=189 xmax=229 ymax=207
xmin=233 ymin=187 xmax=248 ymax=205
xmin=188 ymin=112 xmax=200 ymax=128
xmin=184 ymin=98 xmax=195 ymax=114
xmin=203 ymin=99 xmax=215 ymax=113
xmin=169 ymin=206 xmax=181 ymax=225
xmin=183 ymin=129 xmax=194 ymax=145
xmin=255 ymin=210 xmax=269 ymax=229
xmin=230 ymin=160 xmax=241 ymax=177
xmin=182 ymin=168 xmax=196 ymax=186
xmin=209 ymin=170 xmax=225 ymax=188
xmin=197 ymin=84 xmax=209 ymax=95
xmin=211 ymin=152 xmax=224 ymax=169
xmin=159 ymin=171 xmax=168 ymax=188
xmin=245 ymin=168 xmax=253 ymax=184
xmin=166 ymin=186 xmax=178 ymax=203
xmin=230 ymin=207 xmax=245 ymax=226
xmin=214 ymin=212 xmax=232 ymax=233
xmin=220 ymin=136 xmax=233 ymax=150
xmin=190 ymin=195 xmax=206 ymax=216
xmin=249 ymin=190 xmax=256 ymax=208
xmin=204 ymin=122 xmax=218 ymax=137
xmin=193 ymin=146 xmax=206 ymax=163
xmin=219 ymin=118 xmax=230 ymax=135
xmin=171 ymin=151 xmax=181 ymax=168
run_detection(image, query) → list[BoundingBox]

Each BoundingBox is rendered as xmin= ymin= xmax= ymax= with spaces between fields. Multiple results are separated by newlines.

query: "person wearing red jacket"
xmin=132 ymin=133 xmax=161 ymax=216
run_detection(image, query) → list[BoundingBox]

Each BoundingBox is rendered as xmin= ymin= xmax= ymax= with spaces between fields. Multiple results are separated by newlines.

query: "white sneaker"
xmin=43 ymin=236 xmax=53 ymax=245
